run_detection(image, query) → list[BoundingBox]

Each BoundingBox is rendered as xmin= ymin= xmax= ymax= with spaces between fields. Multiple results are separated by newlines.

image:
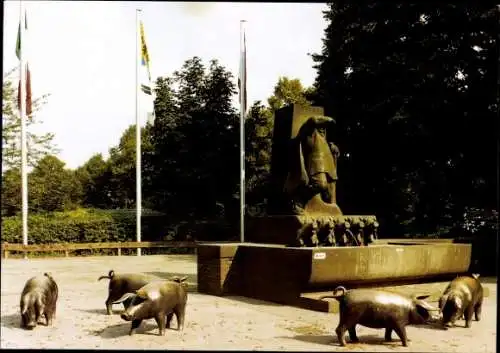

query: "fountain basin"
xmin=197 ymin=240 xmax=472 ymax=311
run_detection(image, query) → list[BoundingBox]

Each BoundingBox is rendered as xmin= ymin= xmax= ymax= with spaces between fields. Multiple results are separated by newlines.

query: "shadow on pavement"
xmin=0 ymin=312 xmax=49 ymax=330
xmin=278 ymin=334 xmax=335 ymax=346
xmin=141 ymin=327 xmax=178 ymax=336
xmin=347 ymin=334 xmax=409 ymax=346
xmin=413 ymin=322 xmax=449 ymax=331
xmin=77 ymin=308 xmax=121 ymax=316
xmin=278 ymin=333 xmax=407 ymax=347
xmin=0 ymin=313 xmax=22 ymax=330
xmin=479 ymin=277 xmax=497 ymax=284
xmin=222 ymin=295 xmax=283 ymax=307
xmin=90 ymin=321 xmax=160 ymax=339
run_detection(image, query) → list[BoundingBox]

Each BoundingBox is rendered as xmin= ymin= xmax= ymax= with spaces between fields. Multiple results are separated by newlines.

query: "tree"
xmin=145 ymin=57 xmax=239 ymax=222
xmin=310 ymin=3 xmax=497 ymax=235
xmin=146 ymin=59 xmax=208 ymax=217
xmin=1 ymin=168 xmax=22 ymax=216
xmin=143 ymin=76 xmax=180 ymax=212
xmin=196 ymin=59 xmax=239 ymax=220
xmin=173 ymin=56 xmax=206 ymax=115
xmin=106 ymin=125 xmax=153 ymax=209
xmin=267 ymin=76 xmax=313 ymax=111
xmin=244 ymin=101 xmax=273 ymax=215
xmin=2 ymin=68 xmax=59 ymax=170
xmin=75 ymin=153 xmax=110 ymax=208
xmin=28 ymin=155 xmax=81 ymax=212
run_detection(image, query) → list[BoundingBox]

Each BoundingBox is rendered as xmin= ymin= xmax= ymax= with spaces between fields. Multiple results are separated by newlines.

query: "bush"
xmin=1 ymin=208 xmax=171 ymax=244
xmin=454 ymin=207 xmax=498 ymax=276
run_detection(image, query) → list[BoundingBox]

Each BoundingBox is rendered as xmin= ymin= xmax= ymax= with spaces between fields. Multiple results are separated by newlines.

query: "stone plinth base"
xmin=196 ymin=243 xmax=240 ymax=296
xmin=197 ymin=241 xmax=473 ymax=312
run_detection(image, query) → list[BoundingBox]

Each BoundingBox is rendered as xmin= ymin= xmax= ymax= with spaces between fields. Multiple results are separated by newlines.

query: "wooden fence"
xmin=1 ymin=241 xmax=200 ymax=258
xmin=1 ymin=238 xmax=476 ymax=259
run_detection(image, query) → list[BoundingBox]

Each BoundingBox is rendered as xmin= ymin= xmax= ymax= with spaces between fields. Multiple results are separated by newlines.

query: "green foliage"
xmin=244 ymin=101 xmax=273 ymax=215
xmin=28 ymin=155 xmax=82 ymax=213
xmin=105 ymin=125 xmax=153 ymax=209
xmin=2 ymin=68 xmax=59 ymax=170
xmin=1 ymin=208 xmax=169 ymax=244
xmin=143 ymin=77 xmax=179 ymax=211
xmin=311 ymin=3 xmax=497 ymax=236
xmin=75 ymin=153 xmax=109 ymax=208
xmin=1 ymin=168 xmax=22 ymax=217
xmin=71 ymin=124 xmax=153 ymax=211
xmin=459 ymin=207 xmax=498 ymax=237
xmin=1 ymin=155 xmax=82 ymax=216
xmin=145 ymin=57 xmax=239 ymax=223
xmin=267 ymin=76 xmax=313 ymax=111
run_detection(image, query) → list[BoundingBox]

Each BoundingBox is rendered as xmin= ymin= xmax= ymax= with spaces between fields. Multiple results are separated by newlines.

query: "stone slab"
xmin=197 ymin=242 xmax=473 ymax=313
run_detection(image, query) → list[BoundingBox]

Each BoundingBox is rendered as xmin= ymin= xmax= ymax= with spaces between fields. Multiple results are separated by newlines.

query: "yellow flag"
xmin=140 ymin=21 xmax=151 ymax=83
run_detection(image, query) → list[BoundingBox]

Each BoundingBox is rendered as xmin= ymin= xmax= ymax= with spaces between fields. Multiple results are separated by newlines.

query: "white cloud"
xmin=3 ymin=1 xmax=327 ymax=169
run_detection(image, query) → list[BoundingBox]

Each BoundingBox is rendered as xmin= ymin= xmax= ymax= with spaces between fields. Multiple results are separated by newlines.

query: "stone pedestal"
xmin=196 ymin=243 xmax=240 ymax=296
xmin=197 ymin=241 xmax=473 ymax=312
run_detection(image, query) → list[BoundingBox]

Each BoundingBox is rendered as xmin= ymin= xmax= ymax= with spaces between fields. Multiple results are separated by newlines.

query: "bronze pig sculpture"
xmin=114 ymin=276 xmax=188 ymax=336
xmin=98 ymin=270 xmax=151 ymax=315
xmin=321 ymin=286 xmax=439 ymax=347
xmin=20 ymin=272 xmax=59 ymax=330
xmin=438 ymin=274 xmax=484 ymax=329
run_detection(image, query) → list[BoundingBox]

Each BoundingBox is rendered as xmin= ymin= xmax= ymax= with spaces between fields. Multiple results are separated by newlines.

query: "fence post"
xmin=2 ymin=243 xmax=8 ymax=259
xmin=117 ymin=248 xmax=121 ymax=256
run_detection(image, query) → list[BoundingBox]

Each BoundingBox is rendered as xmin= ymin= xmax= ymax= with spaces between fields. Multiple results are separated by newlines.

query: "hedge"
xmin=1 ymin=208 xmax=171 ymax=244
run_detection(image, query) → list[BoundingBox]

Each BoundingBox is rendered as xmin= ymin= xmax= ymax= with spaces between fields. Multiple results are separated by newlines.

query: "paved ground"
xmin=1 ymin=255 xmax=496 ymax=351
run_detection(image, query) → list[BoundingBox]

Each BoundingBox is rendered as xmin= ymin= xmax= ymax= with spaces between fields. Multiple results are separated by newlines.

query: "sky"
xmin=3 ymin=1 xmax=328 ymax=170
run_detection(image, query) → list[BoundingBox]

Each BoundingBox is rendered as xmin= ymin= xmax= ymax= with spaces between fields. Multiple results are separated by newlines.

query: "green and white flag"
xmin=139 ymin=19 xmax=155 ymax=124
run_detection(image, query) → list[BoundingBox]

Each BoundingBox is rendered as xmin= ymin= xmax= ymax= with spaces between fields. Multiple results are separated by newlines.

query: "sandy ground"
xmin=1 ymin=254 xmax=496 ymax=351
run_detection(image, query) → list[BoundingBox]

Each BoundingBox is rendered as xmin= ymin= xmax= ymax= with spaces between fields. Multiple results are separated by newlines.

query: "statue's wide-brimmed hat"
xmin=286 ymin=104 xmax=331 ymax=139
xmin=309 ymin=115 xmax=336 ymax=126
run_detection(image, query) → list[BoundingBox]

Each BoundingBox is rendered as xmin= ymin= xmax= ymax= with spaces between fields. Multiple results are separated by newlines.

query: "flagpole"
xmin=135 ymin=9 xmax=142 ymax=256
xmin=239 ymin=20 xmax=247 ymax=243
xmin=19 ymin=1 xmax=28 ymax=259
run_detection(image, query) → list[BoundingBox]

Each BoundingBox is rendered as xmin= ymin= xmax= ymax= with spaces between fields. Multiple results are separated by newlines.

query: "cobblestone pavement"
xmin=1 ymin=255 xmax=496 ymax=351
